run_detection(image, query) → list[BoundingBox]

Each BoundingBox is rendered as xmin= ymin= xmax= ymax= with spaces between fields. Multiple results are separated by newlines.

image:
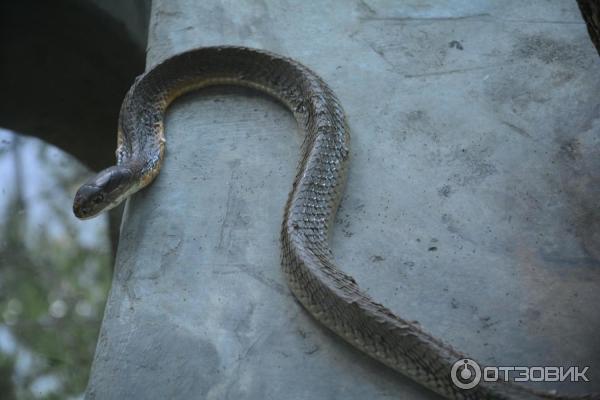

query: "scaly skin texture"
xmin=76 ymin=47 xmax=598 ymax=399
xmin=578 ymin=0 xmax=600 ymax=56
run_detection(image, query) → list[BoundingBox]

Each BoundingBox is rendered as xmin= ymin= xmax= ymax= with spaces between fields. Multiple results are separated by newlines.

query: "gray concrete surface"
xmin=86 ymin=1 xmax=600 ymax=398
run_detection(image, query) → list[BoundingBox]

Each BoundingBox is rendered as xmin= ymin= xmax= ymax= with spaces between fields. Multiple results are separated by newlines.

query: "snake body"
xmin=73 ymin=47 xmax=597 ymax=399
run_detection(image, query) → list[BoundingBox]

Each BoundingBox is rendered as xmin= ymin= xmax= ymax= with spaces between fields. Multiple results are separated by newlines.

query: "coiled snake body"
xmin=73 ymin=47 xmax=596 ymax=400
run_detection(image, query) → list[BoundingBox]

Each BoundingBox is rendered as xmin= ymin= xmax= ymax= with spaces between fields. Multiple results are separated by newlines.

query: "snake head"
xmin=73 ymin=166 xmax=134 ymax=219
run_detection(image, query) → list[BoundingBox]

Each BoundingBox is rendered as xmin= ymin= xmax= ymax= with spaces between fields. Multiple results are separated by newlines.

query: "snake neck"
xmin=115 ymin=46 xmax=332 ymax=195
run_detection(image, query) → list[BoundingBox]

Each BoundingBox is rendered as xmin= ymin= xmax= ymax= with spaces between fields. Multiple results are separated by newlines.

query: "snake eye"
xmin=93 ymin=194 xmax=104 ymax=204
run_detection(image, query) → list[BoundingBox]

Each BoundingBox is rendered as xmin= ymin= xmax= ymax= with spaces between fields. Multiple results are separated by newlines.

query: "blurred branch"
xmin=10 ymin=135 xmax=25 ymax=214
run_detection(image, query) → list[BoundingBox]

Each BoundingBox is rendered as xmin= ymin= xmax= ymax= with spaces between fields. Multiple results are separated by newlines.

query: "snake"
xmin=72 ymin=46 xmax=598 ymax=400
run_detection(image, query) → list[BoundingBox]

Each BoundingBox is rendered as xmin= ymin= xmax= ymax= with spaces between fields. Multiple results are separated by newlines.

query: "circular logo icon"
xmin=450 ymin=358 xmax=482 ymax=390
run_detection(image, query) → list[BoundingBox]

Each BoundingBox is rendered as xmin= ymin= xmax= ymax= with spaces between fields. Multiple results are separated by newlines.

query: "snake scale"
xmin=73 ymin=47 xmax=597 ymax=399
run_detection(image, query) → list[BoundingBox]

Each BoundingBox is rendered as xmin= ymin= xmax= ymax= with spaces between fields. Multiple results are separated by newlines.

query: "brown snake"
xmin=73 ymin=47 xmax=597 ymax=399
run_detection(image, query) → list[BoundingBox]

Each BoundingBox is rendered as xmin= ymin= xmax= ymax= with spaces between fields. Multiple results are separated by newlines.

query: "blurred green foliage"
xmin=0 ymin=133 xmax=111 ymax=399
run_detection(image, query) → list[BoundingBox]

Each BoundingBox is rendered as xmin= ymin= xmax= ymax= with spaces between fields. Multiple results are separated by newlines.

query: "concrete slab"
xmin=86 ymin=1 xmax=600 ymax=398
